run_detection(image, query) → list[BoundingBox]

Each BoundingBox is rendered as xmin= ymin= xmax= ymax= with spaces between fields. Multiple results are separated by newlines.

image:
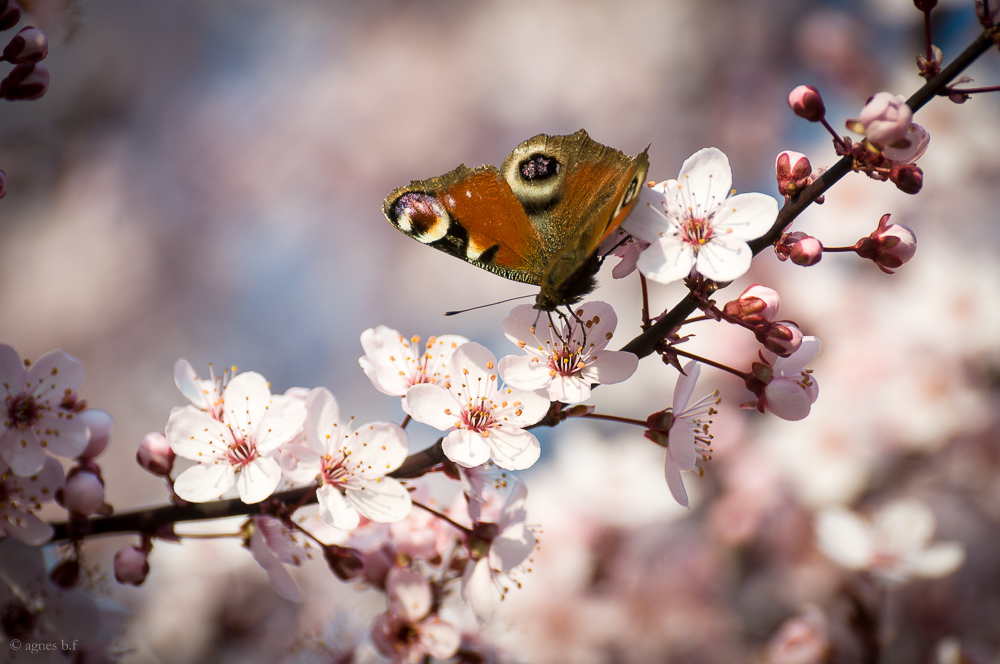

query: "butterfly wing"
xmin=500 ymin=130 xmax=650 ymax=310
xmin=383 ymin=164 xmax=547 ymax=285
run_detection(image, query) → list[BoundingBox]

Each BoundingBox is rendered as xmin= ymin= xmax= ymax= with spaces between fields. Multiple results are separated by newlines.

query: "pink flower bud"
xmin=0 ymin=0 xmax=21 ymax=32
xmin=137 ymin=432 xmax=175 ymax=476
xmin=889 ymin=163 xmax=923 ymax=194
xmin=63 ymin=470 xmax=105 ymax=516
xmin=858 ymin=92 xmax=913 ymax=148
xmin=323 ymin=544 xmax=365 ymax=581
xmin=0 ymin=61 xmax=49 ymax=100
xmin=777 ymin=233 xmax=823 ymax=266
xmin=79 ymin=408 xmax=113 ymax=460
xmin=723 ymin=283 xmax=781 ymax=324
xmin=775 ymin=151 xmax=812 ymax=197
xmin=881 ymin=123 xmax=929 ymax=164
xmin=755 ymin=320 xmax=804 ymax=357
xmin=790 ymin=236 xmax=823 ymax=266
xmin=114 ymin=546 xmax=150 ymax=586
xmin=854 ymin=214 xmax=916 ymax=274
xmin=2 ymin=26 xmax=47 ymax=63
xmin=788 ymin=85 xmax=825 ymax=122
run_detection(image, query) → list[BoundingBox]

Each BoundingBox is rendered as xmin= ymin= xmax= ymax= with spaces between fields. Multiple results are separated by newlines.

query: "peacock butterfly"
xmin=382 ymin=129 xmax=650 ymax=311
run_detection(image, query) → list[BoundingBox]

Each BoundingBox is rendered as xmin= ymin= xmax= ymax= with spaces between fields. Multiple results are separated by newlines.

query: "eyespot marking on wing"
xmin=389 ymin=192 xmax=450 ymax=243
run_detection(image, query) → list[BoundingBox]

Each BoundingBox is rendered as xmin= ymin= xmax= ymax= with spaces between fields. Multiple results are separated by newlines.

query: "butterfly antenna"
xmin=444 ymin=294 xmax=534 ymax=316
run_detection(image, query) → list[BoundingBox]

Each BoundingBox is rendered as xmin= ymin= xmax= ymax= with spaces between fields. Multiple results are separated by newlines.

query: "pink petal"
xmin=0 ymin=427 xmax=45 ymax=476
xmin=26 ymin=349 xmax=84 ymax=401
xmin=0 ymin=344 xmax=25 ymax=392
xmin=664 ymin=455 xmax=689 ymax=508
xmin=672 ymin=361 xmax=701 ymax=412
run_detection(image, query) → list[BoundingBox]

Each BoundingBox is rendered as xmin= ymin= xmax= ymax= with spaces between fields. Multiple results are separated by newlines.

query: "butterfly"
xmin=382 ymin=129 xmax=650 ymax=311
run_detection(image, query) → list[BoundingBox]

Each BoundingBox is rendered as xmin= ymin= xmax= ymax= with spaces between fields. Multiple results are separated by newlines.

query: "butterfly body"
xmin=383 ymin=129 xmax=649 ymax=311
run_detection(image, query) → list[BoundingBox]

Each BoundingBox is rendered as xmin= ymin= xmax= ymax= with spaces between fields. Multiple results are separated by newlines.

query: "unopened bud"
xmin=723 ymin=283 xmax=781 ymax=324
xmin=854 ymin=213 xmax=917 ymax=274
xmin=137 ymin=432 xmax=175 ymax=476
xmin=79 ymin=408 xmax=113 ymax=460
xmin=114 ymin=545 xmax=151 ymax=586
xmin=63 ymin=470 xmax=105 ymax=516
xmin=0 ymin=61 xmax=49 ymax=100
xmin=0 ymin=0 xmax=21 ymax=32
xmin=788 ymin=85 xmax=826 ymax=122
xmin=889 ymin=163 xmax=923 ymax=194
xmin=775 ymin=151 xmax=812 ymax=197
xmin=755 ymin=320 xmax=804 ymax=357
xmin=323 ymin=544 xmax=365 ymax=581
xmin=776 ymin=232 xmax=823 ymax=266
xmin=858 ymin=92 xmax=913 ymax=148
xmin=2 ymin=26 xmax=47 ymax=63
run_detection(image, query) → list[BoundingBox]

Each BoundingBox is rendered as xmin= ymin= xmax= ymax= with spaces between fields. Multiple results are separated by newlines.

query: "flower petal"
xmin=0 ymin=344 xmax=25 ymax=392
xmin=693 ymin=234 xmax=753 ymax=282
xmin=304 ymin=387 xmax=342 ymax=453
xmin=664 ymin=454 xmax=689 ymax=508
xmin=498 ymin=355 xmax=552 ymax=391
xmin=711 ymin=192 xmax=778 ymax=241
xmin=347 ymin=422 xmax=409 ymax=477
xmin=173 ymin=461 xmax=236 ymax=502
xmin=235 ymin=456 xmax=282 ymax=503
xmin=637 ymin=236 xmax=696 ymax=284
xmin=223 ymin=372 xmax=272 ymax=438
xmin=582 ymin=350 xmax=638 ymax=387
xmin=0 ymin=427 xmax=45 ymax=476
xmin=27 ymin=349 xmax=85 ymax=401
xmin=441 ymin=429 xmax=492 ymax=468
xmin=676 ymin=147 xmax=733 ymax=214
xmin=317 ymin=483 xmax=361 ymax=530
xmin=461 ymin=558 xmax=497 ymax=622
xmin=485 ymin=426 xmax=541 ymax=470
xmin=346 ymin=477 xmax=412 ymax=523
xmin=165 ymin=405 xmax=233 ymax=459
xmin=406 ymin=383 xmax=461 ymax=431
xmin=672 ymin=362 xmax=701 ymax=412
xmin=815 ymin=507 xmax=875 ymax=570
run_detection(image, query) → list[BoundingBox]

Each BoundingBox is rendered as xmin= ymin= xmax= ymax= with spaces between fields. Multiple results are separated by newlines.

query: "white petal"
xmin=485 ymin=427 xmax=541 ymax=471
xmin=236 ymin=456 xmax=282 ymax=503
xmin=710 ymin=192 xmax=778 ymax=241
xmin=763 ymin=378 xmax=815 ymax=421
xmin=304 ymin=387 xmax=342 ymax=453
xmin=775 ymin=336 xmax=822 ymax=374
xmin=621 ymin=184 xmax=673 ymax=243
xmin=173 ymin=359 xmax=209 ymax=409
xmin=451 ymin=342 xmax=500 ymax=389
xmin=223 ymin=372 xmax=272 ymax=438
xmin=37 ymin=411 xmax=90 ymax=459
xmin=498 ymin=355 xmax=552 ymax=391
xmin=248 ymin=526 xmax=302 ymax=603
xmin=501 ymin=304 xmax=547 ymax=350
xmin=0 ymin=344 xmax=25 ymax=392
xmin=672 ymin=361 xmax=701 ymax=412
xmin=636 ymin=237 xmax=696 ymax=284
xmin=583 ymin=350 xmax=638 ymax=387
xmin=664 ymin=455 xmax=689 ymax=508
xmin=815 ymin=507 xmax=875 ymax=570
xmin=547 ymin=374 xmax=591 ymax=403
xmin=317 ymin=483 xmax=361 ymax=530
xmin=347 ymin=422 xmax=409 ymax=477
xmin=165 ymin=405 xmax=232 ymax=459
xmin=387 ymin=566 xmax=432 ymax=622
xmin=676 ymin=147 xmax=733 ymax=213
xmin=256 ymin=393 xmax=306 ymax=452
xmin=359 ymin=325 xmax=411 ymax=396
xmin=27 ymin=348 xmax=85 ymax=401
xmin=406 ymin=383 xmax=461 ymax=431
xmin=0 ymin=427 xmax=45 ymax=476
xmin=461 ymin=558 xmax=497 ymax=622
xmin=905 ymin=542 xmax=965 ymax=578
xmin=668 ymin=425 xmax=697 ymax=472
xmin=442 ymin=429 xmax=492 ymax=468
xmin=173 ymin=461 xmax=236 ymax=502
xmin=1 ymin=510 xmax=54 ymax=545
xmin=694 ymin=235 xmax=753 ymax=282
xmin=495 ymin=387 xmax=550 ymax=427
xmin=490 ymin=522 xmax=535 ymax=572
xmin=874 ymin=499 xmax=937 ymax=555
xmin=346 ymin=477 xmax=412 ymax=523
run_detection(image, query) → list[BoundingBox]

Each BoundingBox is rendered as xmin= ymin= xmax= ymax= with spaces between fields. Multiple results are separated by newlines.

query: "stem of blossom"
xmin=671 ymin=347 xmax=747 ymax=381
xmin=946 ymin=84 xmax=1000 ymax=94
xmin=413 ymin=499 xmax=470 ymax=535
xmin=579 ymin=412 xmax=650 ymax=428
xmin=819 ymin=117 xmax=850 ymax=152
xmin=400 ymin=413 xmax=411 ymax=429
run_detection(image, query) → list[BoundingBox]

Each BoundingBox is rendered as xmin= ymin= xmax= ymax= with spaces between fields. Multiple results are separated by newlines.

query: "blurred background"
xmin=2 ymin=0 xmax=1000 ymax=662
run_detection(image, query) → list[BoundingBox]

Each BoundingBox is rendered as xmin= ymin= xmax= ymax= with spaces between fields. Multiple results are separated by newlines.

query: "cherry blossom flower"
xmin=246 ymin=515 xmax=309 ymax=603
xmin=856 ymin=92 xmax=913 ymax=148
xmin=0 ymin=538 xmax=105 ymax=656
xmin=746 ymin=336 xmax=821 ymax=421
xmin=623 ymin=148 xmax=778 ymax=284
xmin=0 ymin=456 xmax=63 ymax=544
xmin=406 ymin=343 xmax=549 ymax=470
xmin=0 ymin=345 xmax=89 ymax=477
xmin=461 ymin=481 xmax=537 ymax=621
xmin=280 ymin=387 xmax=411 ymax=530
xmin=359 ymin=326 xmax=468 ymax=411
xmin=815 ymin=498 xmax=966 ymax=586
xmin=165 ymin=371 xmax=306 ymax=504
xmin=173 ymin=359 xmax=225 ymax=419
xmin=644 ymin=362 xmax=718 ymax=508
xmin=370 ymin=566 xmax=461 ymax=663
xmin=498 ymin=301 xmax=638 ymax=403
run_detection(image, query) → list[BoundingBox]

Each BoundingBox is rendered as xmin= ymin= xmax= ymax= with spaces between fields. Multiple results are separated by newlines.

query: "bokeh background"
xmin=3 ymin=0 xmax=1000 ymax=662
